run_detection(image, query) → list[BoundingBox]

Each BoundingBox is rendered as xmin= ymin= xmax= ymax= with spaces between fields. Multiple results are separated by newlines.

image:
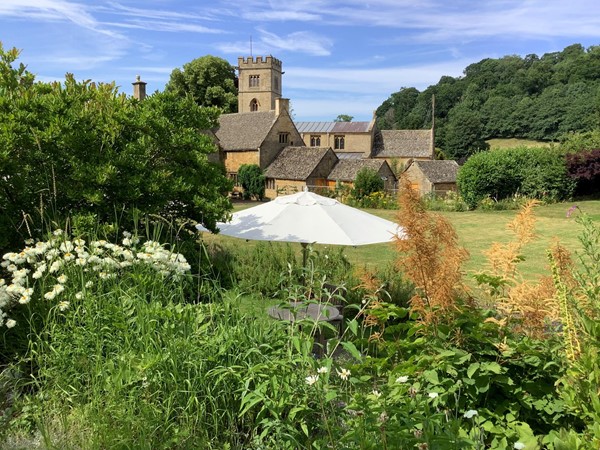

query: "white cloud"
xmin=218 ymin=28 xmax=332 ymax=56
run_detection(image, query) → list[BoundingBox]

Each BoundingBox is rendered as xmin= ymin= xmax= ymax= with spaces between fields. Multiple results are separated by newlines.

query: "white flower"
xmin=428 ymin=392 xmax=439 ymax=399
xmin=57 ymin=274 xmax=68 ymax=284
xmin=395 ymin=376 xmax=409 ymax=383
xmin=58 ymin=301 xmax=70 ymax=311
xmin=53 ymin=229 xmax=63 ymax=236
xmin=305 ymin=375 xmax=319 ymax=386
xmin=337 ymin=368 xmax=351 ymax=380
xmin=513 ymin=443 xmax=525 ymax=450
xmin=463 ymin=410 xmax=478 ymax=419
xmin=371 ymin=390 xmax=382 ymax=399
xmin=5 ymin=319 xmax=16 ymax=328
xmin=85 ymin=281 xmax=93 ymax=288
xmin=75 ymin=292 xmax=83 ymax=300
xmin=317 ymin=366 xmax=328 ymax=374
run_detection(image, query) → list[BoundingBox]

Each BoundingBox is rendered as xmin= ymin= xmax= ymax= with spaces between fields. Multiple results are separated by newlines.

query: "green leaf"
xmin=340 ymin=341 xmax=362 ymax=361
xmin=467 ymin=362 xmax=480 ymax=378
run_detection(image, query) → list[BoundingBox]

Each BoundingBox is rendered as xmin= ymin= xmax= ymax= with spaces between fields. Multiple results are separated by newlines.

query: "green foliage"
xmin=0 ymin=45 xmax=232 ymax=251
xmin=457 ymin=146 xmax=576 ymax=209
xmin=352 ymin=168 xmax=384 ymax=200
xmin=165 ymin=54 xmax=238 ymax=112
xmin=376 ymin=43 xmax=600 ymax=153
xmin=237 ymin=164 xmax=265 ymax=200
xmin=333 ymin=114 xmax=353 ymax=122
xmin=422 ymin=191 xmax=469 ymax=212
xmin=348 ymin=191 xmax=398 ymax=209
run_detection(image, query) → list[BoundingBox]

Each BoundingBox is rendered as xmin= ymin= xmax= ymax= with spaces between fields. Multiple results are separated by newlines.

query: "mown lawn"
xmin=204 ymin=199 xmax=600 ymax=282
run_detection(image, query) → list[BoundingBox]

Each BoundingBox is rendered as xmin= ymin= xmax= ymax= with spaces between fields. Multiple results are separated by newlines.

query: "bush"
xmin=238 ymin=164 xmax=265 ymax=200
xmin=352 ymin=168 xmax=384 ymax=200
xmin=422 ymin=191 xmax=469 ymax=212
xmin=457 ymin=146 xmax=576 ymax=209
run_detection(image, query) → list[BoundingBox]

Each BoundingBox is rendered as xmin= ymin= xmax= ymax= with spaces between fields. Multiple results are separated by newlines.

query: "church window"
xmin=249 ymin=75 xmax=260 ymax=87
xmin=310 ymin=135 xmax=321 ymax=146
xmin=278 ymin=132 xmax=289 ymax=144
xmin=250 ymin=98 xmax=259 ymax=111
xmin=274 ymin=76 xmax=279 ymax=91
xmin=334 ymin=135 xmax=345 ymax=150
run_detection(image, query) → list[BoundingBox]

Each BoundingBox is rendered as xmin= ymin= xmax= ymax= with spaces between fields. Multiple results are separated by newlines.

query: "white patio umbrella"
xmin=197 ymin=190 xmax=404 ymax=266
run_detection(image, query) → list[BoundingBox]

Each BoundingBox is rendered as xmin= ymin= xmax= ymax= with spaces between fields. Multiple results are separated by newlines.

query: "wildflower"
xmin=317 ymin=366 xmax=328 ymax=374
xmin=75 ymin=292 xmax=83 ymax=300
xmin=5 ymin=319 xmax=16 ymax=328
xmin=49 ymin=260 xmax=63 ymax=273
xmin=566 ymin=205 xmax=578 ymax=218
xmin=25 ymin=238 xmax=35 ymax=245
xmin=57 ymin=274 xmax=68 ymax=284
xmin=53 ymin=229 xmax=63 ymax=236
xmin=395 ymin=375 xmax=409 ymax=383
xmin=85 ymin=281 xmax=93 ymax=288
xmin=513 ymin=443 xmax=525 ymax=450
xmin=337 ymin=368 xmax=351 ymax=380
xmin=371 ymin=390 xmax=382 ymax=399
xmin=58 ymin=301 xmax=70 ymax=311
xmin=305 ymin=375 xmax=319 ymax=386
xmin=428 ymin=392 xmax=439 ymax=399
xmin=463 ymin=409 xmax=478 ymax=419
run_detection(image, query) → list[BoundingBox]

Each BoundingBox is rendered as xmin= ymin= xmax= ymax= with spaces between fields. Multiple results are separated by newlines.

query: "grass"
xmin=486 ymin=138 xmax=554 ymax=149
xmin=204 ymin=199 xmax=600 ymax=283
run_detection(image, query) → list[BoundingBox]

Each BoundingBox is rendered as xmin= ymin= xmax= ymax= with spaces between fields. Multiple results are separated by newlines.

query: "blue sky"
xmin=1 ymin=0 xmax=600 ymax=121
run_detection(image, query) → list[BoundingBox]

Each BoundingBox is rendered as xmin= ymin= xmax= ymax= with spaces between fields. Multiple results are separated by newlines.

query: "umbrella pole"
xmin=301 ymin=242 xmax=308 ymax=270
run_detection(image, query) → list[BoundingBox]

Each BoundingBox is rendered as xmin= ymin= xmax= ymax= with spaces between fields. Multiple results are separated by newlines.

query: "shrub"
xmin=566 ymin=148 xmax=600 ymax=197
xmin=352 ymin=168 xmax=384 ymax=200
xmin=457 ymin=146 xmax=576 ymax=209
xmin=238 ymin=164 xmax=265 ymax=200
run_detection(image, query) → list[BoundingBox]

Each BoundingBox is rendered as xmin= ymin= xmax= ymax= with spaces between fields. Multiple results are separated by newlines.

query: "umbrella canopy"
xmin=197 ymin=190 xmax=404 ymax=246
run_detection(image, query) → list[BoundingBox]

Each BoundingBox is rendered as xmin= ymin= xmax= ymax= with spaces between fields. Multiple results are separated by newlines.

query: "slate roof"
xmin=215 ymin=111 xmax=277 ymax=151
xmin=265 ymin=147 xmax=334 ymax=180
xmin=411 ymin=160 xmax=459 ymax=183
xmin=295 ymin=121 xmax=372 ymax=133
xmin=329 ymin=159 xmax=389 ymax=182
xmin=372 ymin=129 xmax=433 ymax=158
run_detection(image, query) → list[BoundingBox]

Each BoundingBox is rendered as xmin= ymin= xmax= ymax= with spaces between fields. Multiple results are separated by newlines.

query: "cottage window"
xmin=310 ymin=135 xmax=321 ymax=146
xmin=334 ymin=135 xmax=345 ymax=150
xmin=249 ymin=75 xmax=260 ymax=87
xmin=266 ymin=178 xmax=275 ymax=190
xmin=279 ymin=132 xmax=289 ymax=144
xmin=250 ymin=98 xmax=259 ymax=111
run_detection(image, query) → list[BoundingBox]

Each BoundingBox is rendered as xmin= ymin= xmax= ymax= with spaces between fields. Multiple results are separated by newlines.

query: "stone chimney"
xmin=275 ymin=97 xmax=289 ymax=116
xmin=132 ymin=75 xmax=147 ymax=101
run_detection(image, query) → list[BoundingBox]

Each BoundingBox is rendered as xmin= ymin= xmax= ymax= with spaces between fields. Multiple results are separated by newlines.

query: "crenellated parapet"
xmin=237 ymin=56 xmax=282 ymax=69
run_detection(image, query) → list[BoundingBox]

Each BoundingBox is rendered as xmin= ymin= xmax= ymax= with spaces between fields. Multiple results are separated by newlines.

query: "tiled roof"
xmin=372 ymin=129 xmax=433 ymax=158
xmin=328 ymin=159 xmax=388 ymax=182
xmin=215 ymin=111 xmax=277 ymax=151
xmin=411 ymin=160 xmax=459 ymax=183
xmin=295 ymin=121 xmax=372 ymax=133
xmin=265 ymin=146 xmax=333 ymax=180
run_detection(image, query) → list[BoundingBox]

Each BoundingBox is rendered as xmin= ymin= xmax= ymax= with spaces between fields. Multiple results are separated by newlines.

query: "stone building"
xmin=237 ymin=56 xmax=283 ymax=113
xmin=214 ymin=97 xmax=302 ymax=183
xmin=264 ymin=146 xmax=338 ymax=197
xmin=295 ymin=120 xmax=376 ymax=157
xmin=370 ymin=129 xmax=435 ymax=169
xmin=328 ymin=159 xmax=396 ymax=191
xmin=402 ymin=160 xmax=459 ymax=196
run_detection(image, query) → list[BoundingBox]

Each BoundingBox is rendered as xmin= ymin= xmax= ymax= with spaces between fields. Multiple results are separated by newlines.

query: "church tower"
xmin=237 ymin=56 xmax=283 ymax=113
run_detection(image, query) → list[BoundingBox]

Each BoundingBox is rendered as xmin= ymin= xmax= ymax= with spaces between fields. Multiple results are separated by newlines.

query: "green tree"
xmin=352 ymin=168 xmax=384 ymax=200
xmin=0 ymin=45 xmax=232 ymax=251
xmin=165 ymin=55 xmax=238 ymax=112
xmin=334 ymin=114 xmax=353 ymax=122
xmin=443 ymin=104 xmax=489 ymax=160
xmin=238 ymin=164 xmax=265 ymax=201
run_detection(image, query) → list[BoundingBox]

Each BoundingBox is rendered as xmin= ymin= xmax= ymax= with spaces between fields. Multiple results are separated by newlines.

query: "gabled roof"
xmin=295 ymin=121 xmax=372 ymax=133
xmin=409 ymin=160 xmax=459 ymax=183
xmin=265 ymin=147 xmax=334 ymax=180
xmin=215 ymin=111 xmax=277 ymax=151
xmin=372 ymin=129 xmax=433 ymax=158
xmin=329 ymin=159 xmax=391 ymax=182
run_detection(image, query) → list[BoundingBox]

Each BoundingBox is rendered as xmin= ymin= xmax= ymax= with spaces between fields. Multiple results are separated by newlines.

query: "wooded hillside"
xmin=375 ymin=43 xmax=600 ymax=159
